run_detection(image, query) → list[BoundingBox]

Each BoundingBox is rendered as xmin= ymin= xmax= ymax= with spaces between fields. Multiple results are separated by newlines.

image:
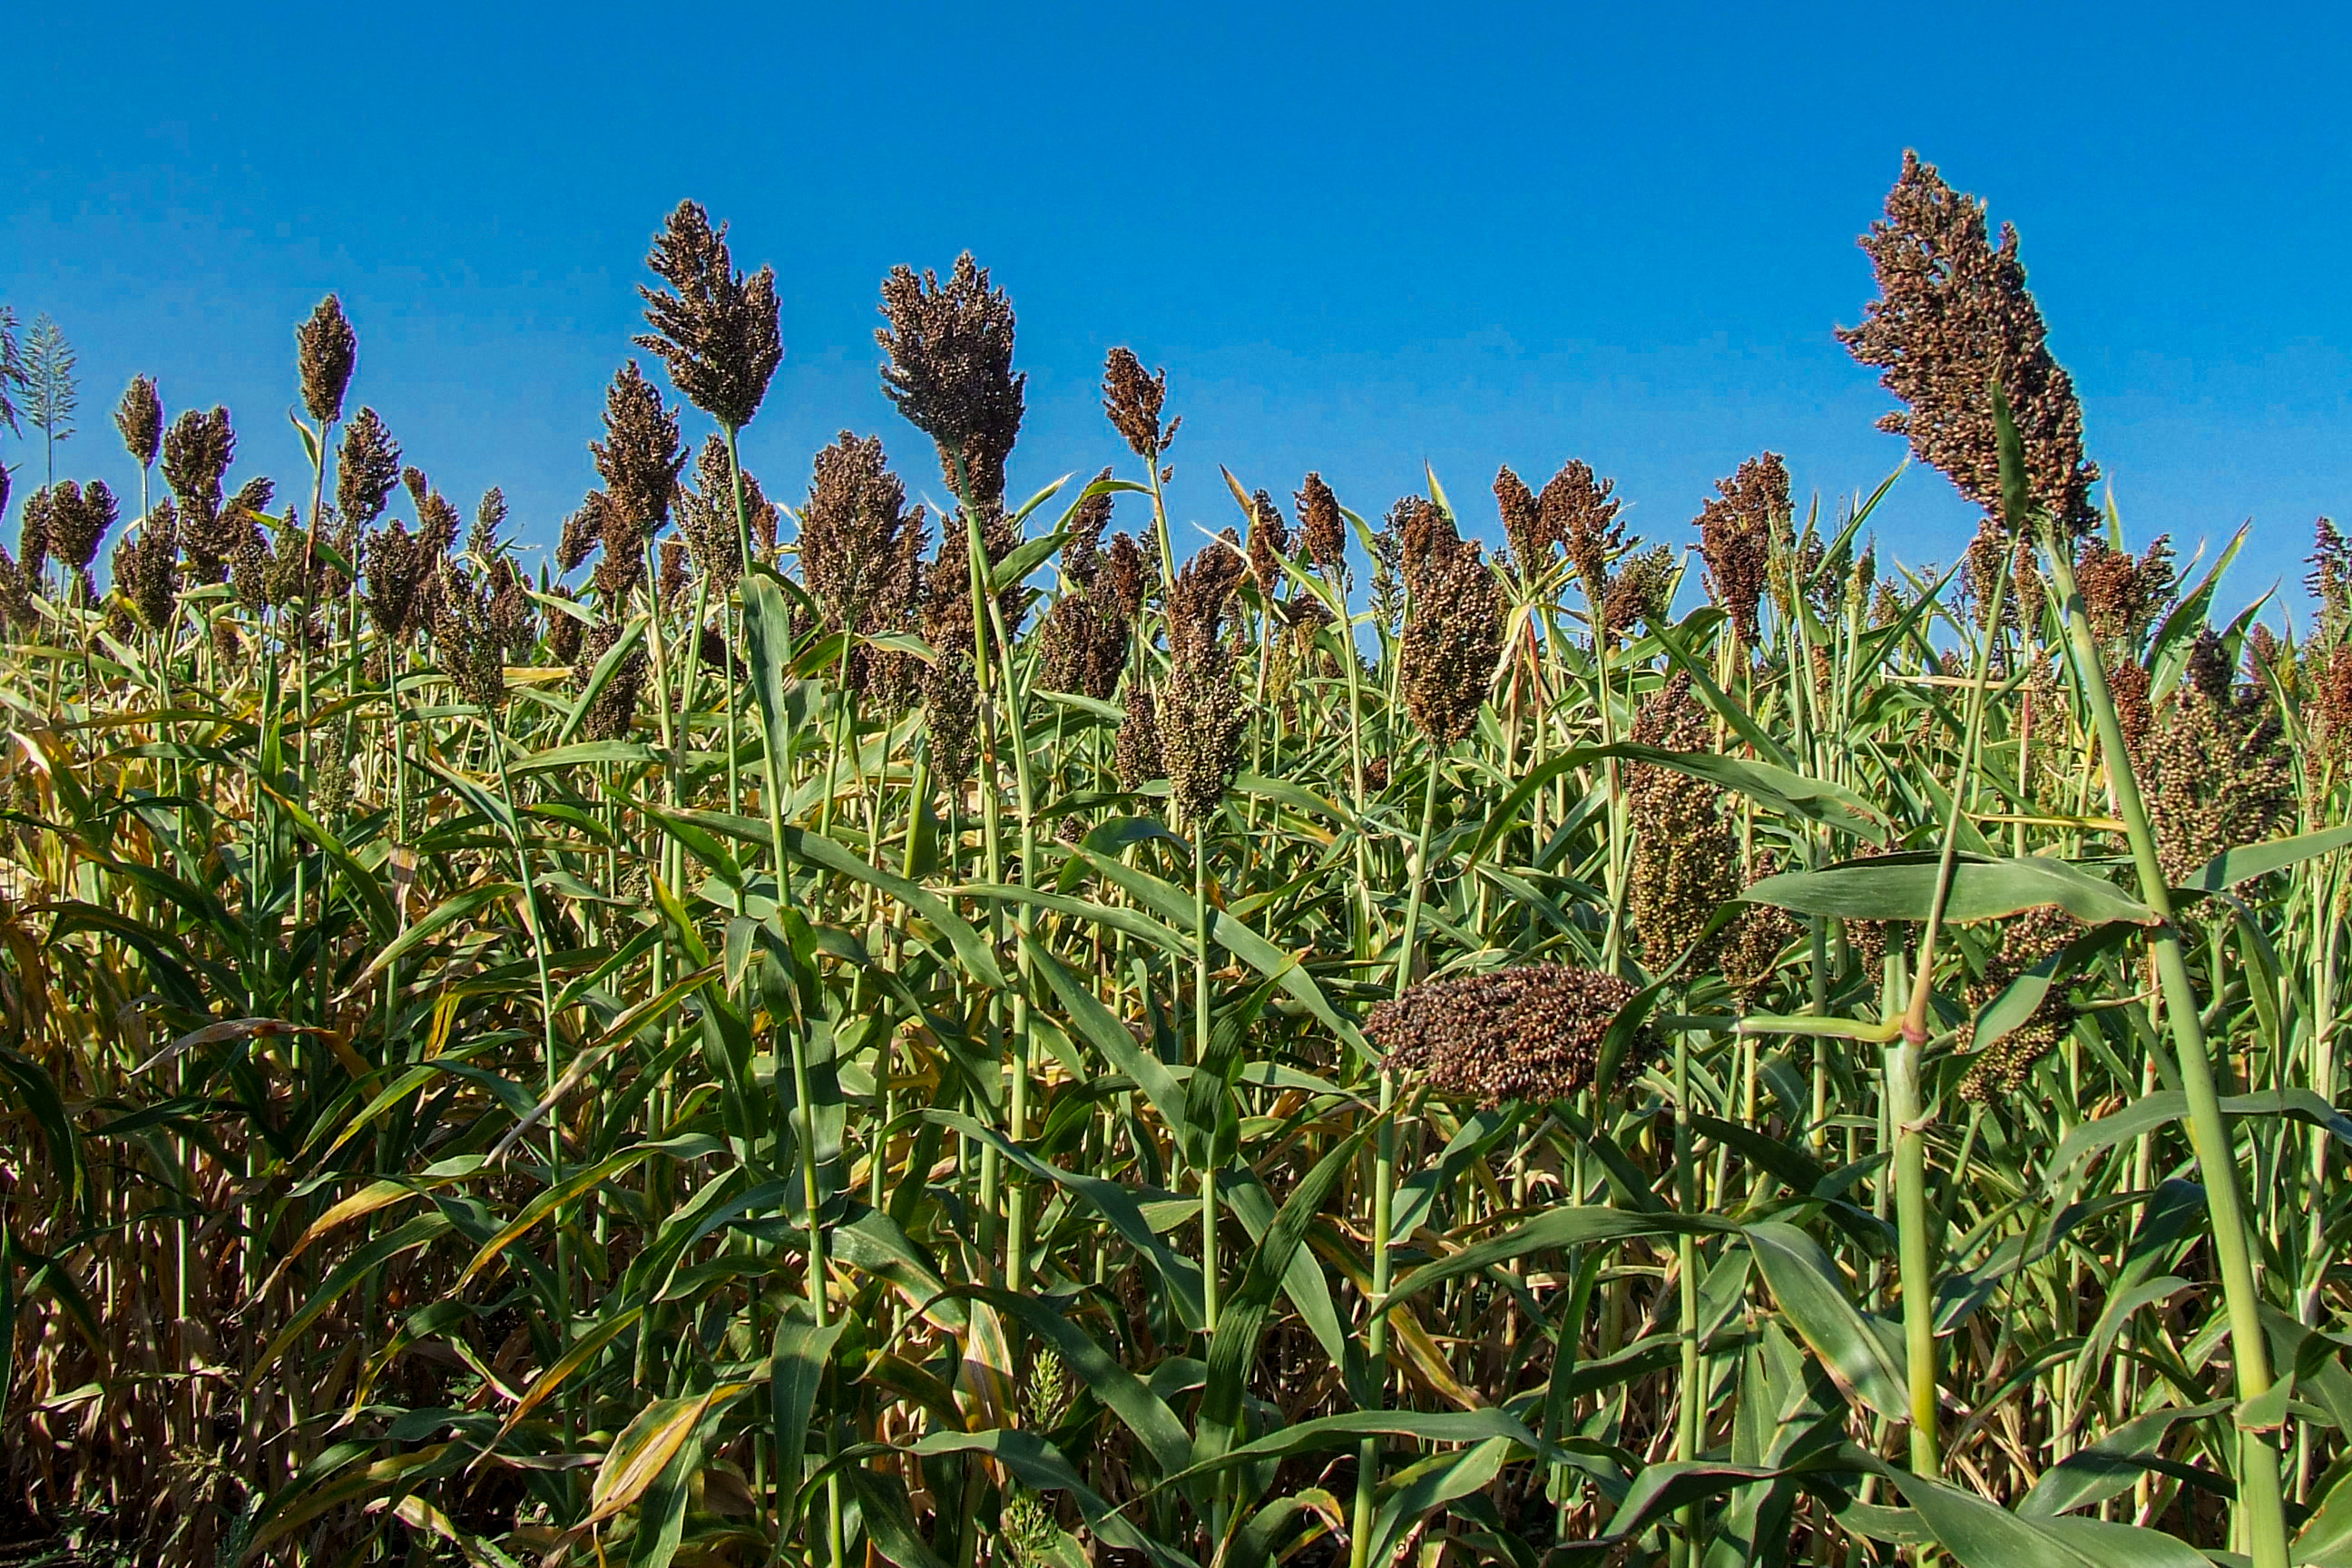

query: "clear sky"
xmin=6 ymin=3 xmax=2347 ymax=616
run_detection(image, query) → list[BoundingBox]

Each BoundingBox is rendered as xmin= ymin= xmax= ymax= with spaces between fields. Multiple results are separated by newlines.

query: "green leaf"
xmin=769 ymin=1307 xmax=844 ymax=1524
xmin=2051 ymin=1089 xmax=2352 ymax=1176
xmin=2183 ymin=823 xmax=2352 ymax=895
xmin=1896 ymin=1471 xmax=2211 ymax=1567
xmin=1745 ymin=1220 xmax=1909 ymax=1423
xmin=1386 ymin=1207 xmax=1726 ymax=1316
xmin=1744 ymin=853 xmax=2157 ymax=927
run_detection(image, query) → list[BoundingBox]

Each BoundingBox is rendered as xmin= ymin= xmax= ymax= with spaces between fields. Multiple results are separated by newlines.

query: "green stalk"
xmin=2039 ymin=524 xmax=2290 ymax=1568
xmin=1348 ymin=745 xmax=1444 ymax=1568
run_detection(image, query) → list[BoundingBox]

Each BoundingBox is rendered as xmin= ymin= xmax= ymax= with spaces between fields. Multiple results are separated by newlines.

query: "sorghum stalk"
xmin=1348 ymin=746 xmax=1443 ymax=1568
xmin=2038 ymin=520 xmax=2290 ymax=1568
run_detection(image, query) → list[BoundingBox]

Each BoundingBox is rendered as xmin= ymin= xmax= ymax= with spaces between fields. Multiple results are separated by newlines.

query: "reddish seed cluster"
xmin=1368 ymin=965 xmax=1652 ymax=1107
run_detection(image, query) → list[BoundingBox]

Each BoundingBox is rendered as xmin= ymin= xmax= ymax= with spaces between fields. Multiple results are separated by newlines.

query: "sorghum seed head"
xmin=921 ymin=649 xmax=981 ymax=788
xmin=1296 ymin=472 xmax=1347 ymax=582
xmin=296 ymin=294 xmax=358 ymax=426
xmin=1246 ymin=487 xmax=1289 ymax=599
xmin=1102 ymin=347 xmax=1178 ymax=463
xmin=877 ymin=253 xmax=1026 ymax=511
xmin=1397 ymin=500 xmax=1502 ymax=748
xmin=1838 ymin=151 xmax=2100 ymax=538
xmin=1539 ymin=459 xmax=1622 ymax=598
xmin=362 ymin=520 xmax=426 ymax=642
xmin=115 ymin=375 xmax=163 ymax=469
xmin=1369 ymin=965 xmax=1652 ymax=1107
xmin=635 ymin=200 xmax=784 ymax=432
xmin=1627 ymin=672 xmax=1741 ymax=966
xmin=1494 ymin=466 xmax=1544 ymax=576
xmin=1102 ymin=533 xmax=1149 ymax=622
xmin=161 ymin=406 xmax=236 ymax=534
xmin=1603 ymin=545 xmax=1677 ymax=638
xmin=1064 ymin=468 xmax=1115 ymax=590
xmin=2075 ymin=534 xmax=2176 ymax=648
xmin=1114 ymin=682 xmax=1165 ymax=790
xmin=2311 ymin=517 xmax=2352 ymax=643
xmin=587 ymin=360 xmax=686 ymax=603
xmin=113 ymin=503 xmax=181 ymax=632
xmin=337 ymin=408 xmax=403 ymax=528
xmin=1695 ymin=453 xmax=1785 ymax=645
xmin=470 ymin=486 xmax=508 ymax=560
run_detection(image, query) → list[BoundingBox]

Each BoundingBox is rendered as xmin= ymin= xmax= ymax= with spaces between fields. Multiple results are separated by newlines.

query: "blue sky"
xmin=7 ymin=3 xmax=2348 ymax=616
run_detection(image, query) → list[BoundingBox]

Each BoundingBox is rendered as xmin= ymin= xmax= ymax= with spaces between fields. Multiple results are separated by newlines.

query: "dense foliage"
xmin=5 ymin=172 xmax=2352 ymax=1568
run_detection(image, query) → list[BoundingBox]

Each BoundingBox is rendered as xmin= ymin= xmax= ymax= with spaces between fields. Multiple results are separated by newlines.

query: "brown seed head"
xmin=1627 ymin=672 xmax=1740 ymax=965
xmin=115 ymin=376 xmax=163 ymax=469
xmin=1038 ymin=589 xmax=1129 ymax=701
xmin=1064 ymin=468 xmax=1117 ymax=590
xmin=113 ymin=503 xmax=181 ymax=632
xmin=674 ymin=432 xmax=779 ymax=593
xmin=1114 ymin=684 xmax=1165 ymax=789
xmin=878 ymin=253 xmax=1026 ymax=510
xmin=428 ymin=560 xmax=510 ymax=710
xmin=921 ymin=649 xmax=981 ymax=788
xmin=296 ymin=294 xmax=358 ymax=426
xmin=799 ymin=430 xmax=929 ymax=700
xmin=1102 ymin=532 xmax=1149 ymax=622
xmin=1694 ymin=453 xmax=1785 ymax=644
xmin=1369 ymin=965 xmax=1651 ymax=1107
xmin=586 ymin=361 xmax=686 ymax=602
xmin=1246 ymin=487 xmax=1289 ymax=598
xmin=1603 ymin=545 xmax=1677 ymax=638
xmin=1295 ymin=472 xmax=1347 ymax=582
xmin=2144 ymin=647 xmax=2291 ymax=883
xmin=161 ymin=406 xmax=236 ymax=534
xmin=1158 ymin=537 xmax=1249 ymax=829
xmin=362 ymin=521 xmax=426 ymax=642
xmin=1397 ymin=500 xmax=1502 ymax=747
xmin=47 ymin=480 xmax=117 ymax=574
xmin=19 ymin=484 xmax=54 ymax=586
xmin=1539 ymin=460 xmax=1622 ymax=597
xmin=1493 ymin=466 xmax=1544 ymax=576
xmin=636 ymin=200 xmax=784 ymax=431
xmin=470 ymin=487 xmax=508 ymax=559
xmin=1838 ymin=151 xmax=2100 ymax=537
xmin=337 ymin=408 xmax=403 ymax=528
xmin=2074 ymin=534 xmax=2175 ymax=648
xmin=1102 ymin=348 xmax=1178 ymax=464
xmin=2312 ymin=518 xmax=2352 ymax=645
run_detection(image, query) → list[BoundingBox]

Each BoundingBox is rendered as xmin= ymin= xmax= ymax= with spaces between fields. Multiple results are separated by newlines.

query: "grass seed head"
xmin=878 ymin=253 xmax=1026 ymax=511
xmin=1628 ymin=672 xmax=1740 ymax=966
xmin=336 ymin=408 xmax=402 ymax=528
xmin=1396 ymin=500 xmax=1501 ymax=747
xmin=636 ymin=200 xmax=783 ymax=433
xmin=1295 ymin=472 xmax=1347 ymax=583
xmin=2075 ymin=534 xmax=2176 ymax=648
xmin=1114 ymin=684 xmax=1164 ymax=790
xmin=1694 ymin=453 xmax=1785 ymax=645
xmin=113 ymin=502 xmax=180 ymax=632
xmin=1493 ymin=466 xmax=1544 ymax=576
xmin=161 ymin=406 xmax=237 ymax=574
xmin=1246 ymin=487 xmax=1289 ymax=599
xmin=1369 ymin=965 xmax=1650 ymax=1107
xmin=115 ymin=375 xmax=162 ymax=469
xmin=587 ymin=362 xmax=685 ymax=603
xmin=1538 ymin=459 xmax=1622 ymax=598
xmin=921 ymin=649 xmax=980 ymax=788
xmin=1102 ymin=348 xmax=1178 ymax=467
xmin=296 ymin=295 xmax=358 ymax=427
xmin=1839 ymin=150 xmax=2100 ymax=538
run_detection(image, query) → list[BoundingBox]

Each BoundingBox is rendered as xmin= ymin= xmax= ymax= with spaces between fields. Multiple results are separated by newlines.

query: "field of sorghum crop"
xmin=4 ymin=150 xmax=2352 ymax=1568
